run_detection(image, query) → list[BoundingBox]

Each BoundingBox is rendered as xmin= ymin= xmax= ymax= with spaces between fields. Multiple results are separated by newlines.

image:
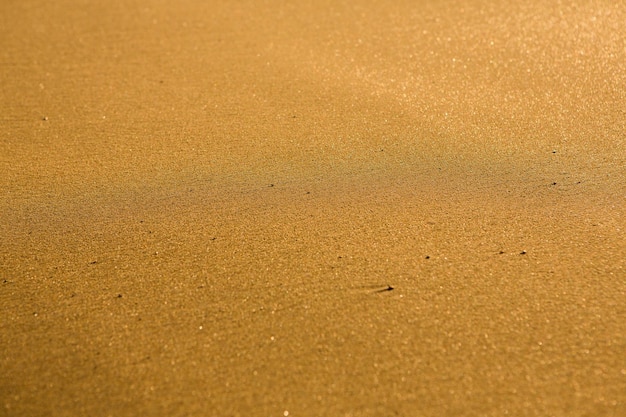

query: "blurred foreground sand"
xmin=1 ymin=1 xmax=625 ymax=416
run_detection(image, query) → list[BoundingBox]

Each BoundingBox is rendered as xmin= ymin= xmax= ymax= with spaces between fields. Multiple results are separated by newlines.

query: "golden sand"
xmin=1 ymin=1 xmax=625 ymax=415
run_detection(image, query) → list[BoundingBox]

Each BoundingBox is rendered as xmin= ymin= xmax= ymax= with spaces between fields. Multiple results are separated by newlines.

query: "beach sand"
xmin=1 ymin=1 xmax=625 ymax=415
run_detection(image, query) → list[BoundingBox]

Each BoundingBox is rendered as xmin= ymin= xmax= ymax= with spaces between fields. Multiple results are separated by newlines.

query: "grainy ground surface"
xmin=1 ymin=1 xmax=625 ymax=416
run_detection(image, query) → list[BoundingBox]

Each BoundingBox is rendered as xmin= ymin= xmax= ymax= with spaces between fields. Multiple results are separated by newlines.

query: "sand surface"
xmin=1 ymin=1 xmax=625 ymax=416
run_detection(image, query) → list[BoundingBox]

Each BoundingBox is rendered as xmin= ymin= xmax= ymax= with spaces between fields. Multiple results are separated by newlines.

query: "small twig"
xmin=373 ymin=285 xmax=394 ymax=293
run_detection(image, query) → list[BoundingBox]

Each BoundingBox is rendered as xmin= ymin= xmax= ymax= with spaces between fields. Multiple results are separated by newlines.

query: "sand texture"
xmin=1 ymin=1 xmax=625 ymax=416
